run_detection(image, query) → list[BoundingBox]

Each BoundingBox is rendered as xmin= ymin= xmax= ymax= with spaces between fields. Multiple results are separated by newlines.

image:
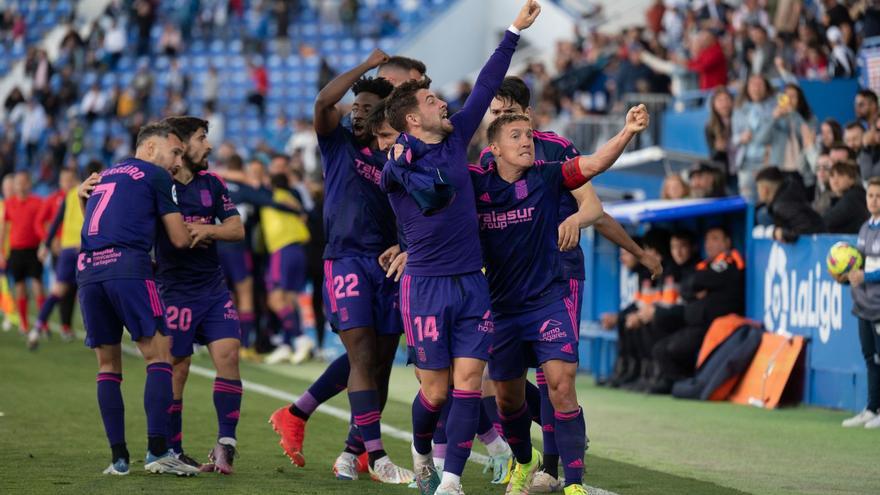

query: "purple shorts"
xmin=219 ymin=246 xmax=253 ymax=285
xmin=266 ymin=244 xmax=307 ymax=292
xmin=400 ymin=271 xmax=493 ymax=370
xmin=568 ymin=278 xmax=585 ymax=324
xmin=322 ymin=257 xmax=403 ymax=335
xmin=55 ymin=248 xmax=78 ymax=285
xmin=165 ymin=291 xmax=241 ymax=357
xmin=79 ymin=279 xmax=166 ymax=348
xmin=488 ymin=296 xmax=580 ymax=382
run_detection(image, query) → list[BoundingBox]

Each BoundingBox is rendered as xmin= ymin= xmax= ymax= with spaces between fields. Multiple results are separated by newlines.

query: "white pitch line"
xmin=117 ymin=341 xmax=617 ymax=494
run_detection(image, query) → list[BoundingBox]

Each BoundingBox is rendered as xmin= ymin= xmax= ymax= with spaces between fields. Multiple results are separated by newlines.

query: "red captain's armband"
xmin=561 ymin=158 xmax=588 ymax=190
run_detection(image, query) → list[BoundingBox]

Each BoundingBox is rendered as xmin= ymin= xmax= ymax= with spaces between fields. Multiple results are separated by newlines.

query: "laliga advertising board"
xmin=747 ymin=232 xmax=866 ymax=411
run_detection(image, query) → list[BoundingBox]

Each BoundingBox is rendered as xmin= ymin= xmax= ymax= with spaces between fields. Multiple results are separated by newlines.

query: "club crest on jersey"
xmin=200 ymin=189 xmax=213 ymax=207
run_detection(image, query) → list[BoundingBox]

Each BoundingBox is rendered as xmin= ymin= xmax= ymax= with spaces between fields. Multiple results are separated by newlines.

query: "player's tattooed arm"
xmin=572 ymin=104 xmax=650 ymax=183
xmin=186 ymin=216 xmax=244 ymax=248
xmin=314 ymin=48 xmax=390 ymax=136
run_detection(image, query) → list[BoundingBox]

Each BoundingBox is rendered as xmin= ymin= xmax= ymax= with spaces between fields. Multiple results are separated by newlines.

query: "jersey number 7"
xmin=87 ymin=183 xmax=117 ymax=236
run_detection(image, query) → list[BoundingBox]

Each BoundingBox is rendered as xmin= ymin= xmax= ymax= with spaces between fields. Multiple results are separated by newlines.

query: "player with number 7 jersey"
xmin=77 ymin=122 xmax=201 ymax=477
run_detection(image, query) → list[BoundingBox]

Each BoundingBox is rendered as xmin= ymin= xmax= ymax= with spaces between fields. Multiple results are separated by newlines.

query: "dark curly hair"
xmin=352 ymin=77 xmax=394 ymax=99
xmin=385 ymin=77 xmax=432 ymax=133
xmin=495 ymin=76 xmax=531 ymax=110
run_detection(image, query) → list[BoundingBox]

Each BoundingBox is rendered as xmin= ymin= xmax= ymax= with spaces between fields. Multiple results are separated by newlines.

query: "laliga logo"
xmin=764 ymin=242 xmax=843 ymax=343
xmin=764 ymin=243 xmax=789 ymax=336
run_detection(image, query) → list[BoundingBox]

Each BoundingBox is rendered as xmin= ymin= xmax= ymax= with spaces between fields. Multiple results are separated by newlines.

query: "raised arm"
xmin=565 ymin=105 xmax=649 ymax=185
xmin=314 ymin=49 xmax=390 ymax=136
xmin=450 ymin=0 xmax=540 ymax=142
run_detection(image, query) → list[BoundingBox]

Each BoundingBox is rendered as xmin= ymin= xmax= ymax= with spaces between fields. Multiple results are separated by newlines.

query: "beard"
xmin=185 ymin=152 xmax=209 ymax=172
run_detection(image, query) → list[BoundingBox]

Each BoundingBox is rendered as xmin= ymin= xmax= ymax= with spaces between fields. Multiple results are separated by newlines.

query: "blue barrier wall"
xmin=745 ymin=235 xmax=865 ymax=412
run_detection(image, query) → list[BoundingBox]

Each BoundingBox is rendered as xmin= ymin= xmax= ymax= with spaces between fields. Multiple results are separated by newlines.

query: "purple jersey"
xmin=77 ymin=158 xmax=179 ymax=285
xmin=480 ymin=130 xmax=585 ymax=281
xmin=319 ymin=124 xmax=397 ymax=259
xmin=155 ymin=171 xmax=239 ymax=298
xmin=386 ymin=30 xmax=520 ymax=276
xmin=469 ymin=161 xmax=572 ymax=314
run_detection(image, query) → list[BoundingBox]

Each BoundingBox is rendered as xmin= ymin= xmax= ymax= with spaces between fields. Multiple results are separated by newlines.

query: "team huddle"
xmin=75 ymin=2 xmax=655 ymax=494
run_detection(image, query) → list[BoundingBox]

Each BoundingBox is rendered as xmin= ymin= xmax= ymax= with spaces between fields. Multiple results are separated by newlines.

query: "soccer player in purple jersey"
xmin=157 ymin=116 xmax=246 ymax=474
xmin=76 ymin=122 xmax=200 ymax=477
xmin=471 ymin=107 xmax=649 ymax=495
xmin=270 ymin=50 xmax=414 ymax=484
xmin=481 ymin=76 xmax=661 ymax=492
xmin=380 ymin=3 xmax=541 ymax=494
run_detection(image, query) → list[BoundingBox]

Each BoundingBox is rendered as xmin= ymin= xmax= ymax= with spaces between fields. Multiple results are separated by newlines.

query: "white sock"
xmin=439 ymin=472 xmax=461 ymax=488
xmin=433 ymin=457 xmax=445 ymax=472
xmin=485 ymin=436 xmax=509 ymax=457
xmin=218 ymin=437 xmax=237 ymax=447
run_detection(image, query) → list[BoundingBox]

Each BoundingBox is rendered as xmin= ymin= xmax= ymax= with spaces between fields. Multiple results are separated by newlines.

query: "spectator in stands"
xmin=747 ymin=23 xmax=777 ymax=78
xmin=755 ymin=167 xmax=825 ymax=242
xmin=813 ymin=154 xmax=835 ymax=215
xmin=827 ymin=26 xmax=856 ymax=78
xmin=131 ymin=61 xmax=154 ymax=107
xmin=774 ymin=84 xmax=817 ymax=174
xmin=205 ymin=101 xmax=225 ymax=148
xmin=688 ymin=162 xmax=726 ymax=198
xmin=133 ymin=0 xmax=156 ymax=57
xmin=856 ymin=119 xmax=880 ymax=179
xmin=247 ymin=58 xmax=268 ymax=118
xmin=705 ymin=89 xmax=734 ymax=173
xmin=4 ymin=87 xmax=24 ymax=116
xmin=204 ymin=65 xmax=220 ymax=109
xmin=166 ymin=58 xmax=189 ymax=95
xmin=285 ymin=119 xmax=319 ymax=180
xmin=661 ymin=174 xmax=689 ymax=200
xmin=830 ymin=141 xmax=856 ymax=163
xmin=102 ymin=17 xmax=126 ymax=70
xmin=614 ymin=42 xmax=656 ymax=102
xmin=27 ymin=49 xmax=52 ymax=103
xmin=79 ymin=83 xmax=107 ymax=123
xmin=10 ymin=97 xmax=47 ymax=169
xmin=824 ymin=161 xmax=869 ymax=233
xmin=159 ymin=22 xmax=183 ymax=58
xmin=841 ymin=177 xmax=880 ymax=429
xmin=855 ymin=90 xmax=880 ymax=130
xmin=732 ymin=74 xmax=784 ymax=199
xmin=697 ymin=0 xmax=732 ymax=31
xmin=651 ymin=226 xmax=745 ymax=393
xmin=678 ymin=29 xmax=727 ymax=90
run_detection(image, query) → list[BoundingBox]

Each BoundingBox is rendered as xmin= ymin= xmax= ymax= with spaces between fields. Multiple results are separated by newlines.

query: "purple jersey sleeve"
xmin=449 ymin=30 xmax=520 ymax=149
xmin=150 ymin=170 xmax=180 ymax=216
xmin=209 ymin=173 xmax=239 ymax=222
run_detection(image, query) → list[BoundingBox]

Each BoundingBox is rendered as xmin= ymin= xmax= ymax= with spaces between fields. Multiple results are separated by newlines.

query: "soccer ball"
xmin=826 ymin=242 xmax=863 ymax=277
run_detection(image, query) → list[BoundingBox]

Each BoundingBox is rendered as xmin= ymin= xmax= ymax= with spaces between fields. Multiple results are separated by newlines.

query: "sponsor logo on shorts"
xmin=223 ymin=300 xmax=239 ymax=320
xmin=340 ymin=307 xmax=349 ymax=322
xmin=417 ymin=347 xmax=427 ymax=363
xmin=477 ymin=319 xmax=494 ymax=334
xmin=539 ymin=319 xmax=567 ymax=342
xmin=560 ymin=343 xmax=574 ymax=355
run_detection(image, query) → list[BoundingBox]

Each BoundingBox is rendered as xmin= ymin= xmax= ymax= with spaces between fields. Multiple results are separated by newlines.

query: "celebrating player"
xmin=158 ymin=116 xmax=246 ymax=474
xmin=77 ymin=122 xmax=200 ymax=476
xmin=471 ymin=107 xmax=649 ymax=495
xmin=480 ymin=76 xmax=661 ymax=492
xmin=270 ymin=48 xmax=416 ymax=483
xmin=380 ymin=2 xmax=541 ymax=493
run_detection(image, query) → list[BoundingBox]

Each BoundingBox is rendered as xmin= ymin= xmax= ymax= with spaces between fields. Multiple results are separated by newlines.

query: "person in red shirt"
xmin=247 ymin=58 xmax=269 ymax=118
xmin=679 ymin=29 xmax=728 ymax=90
xmin=0 ymin=171 xmax=45 ymax=338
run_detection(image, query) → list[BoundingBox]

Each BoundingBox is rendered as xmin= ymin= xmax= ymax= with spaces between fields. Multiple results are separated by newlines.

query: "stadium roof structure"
xmin=604 ymin=196 xmax=748 ymax=225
